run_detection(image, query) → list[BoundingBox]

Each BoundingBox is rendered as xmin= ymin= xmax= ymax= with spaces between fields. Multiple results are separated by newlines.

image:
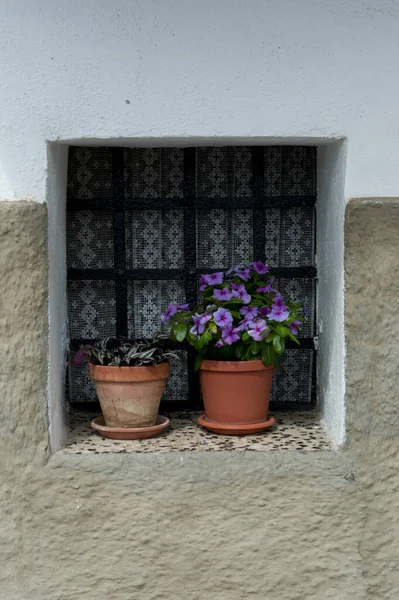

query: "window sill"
xmin=63 ymin=408 xmax=331 ymax=454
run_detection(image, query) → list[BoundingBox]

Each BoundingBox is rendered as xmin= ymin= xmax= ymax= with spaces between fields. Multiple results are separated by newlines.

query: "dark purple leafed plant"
xmin=73 ymin=334 xmax=178 ymax=367
xmin=161 ymin=261 xmax=305 ymax=371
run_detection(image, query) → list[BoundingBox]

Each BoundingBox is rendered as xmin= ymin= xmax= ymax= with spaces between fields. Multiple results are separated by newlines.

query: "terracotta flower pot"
xmin=199 ymin=360 xmax=274 ymax=425
xmin=89 ymin=362 xmax=170 ymax=428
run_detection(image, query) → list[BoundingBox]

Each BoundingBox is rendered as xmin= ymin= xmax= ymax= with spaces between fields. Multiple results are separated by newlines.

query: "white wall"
xmin=47 ymin=144 xmax=69 ymax=451
xmin=317 ymin=142 xmax=347 ymax=445
xmin=0 ymin=0 xmax=399 ymax=201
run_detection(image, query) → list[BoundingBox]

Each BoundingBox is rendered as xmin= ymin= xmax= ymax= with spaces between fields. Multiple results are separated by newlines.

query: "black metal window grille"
xmin=66 ymin=146 xmax=317 ymax=410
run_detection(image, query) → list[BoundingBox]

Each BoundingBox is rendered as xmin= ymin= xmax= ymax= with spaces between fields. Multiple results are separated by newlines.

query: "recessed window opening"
xmin=65 ymin=146 xmax=317 ymax=412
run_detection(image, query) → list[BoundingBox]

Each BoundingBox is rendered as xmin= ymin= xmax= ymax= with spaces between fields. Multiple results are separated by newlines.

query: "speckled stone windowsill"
xmin=64 ymin=408 xmax=332 ymax=454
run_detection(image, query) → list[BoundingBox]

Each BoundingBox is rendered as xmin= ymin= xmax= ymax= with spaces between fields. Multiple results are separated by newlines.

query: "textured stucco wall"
xmin=344 ymin=198 xmax=399 ymax=599
xmin=0 ymin=198 xmax=398 ymax=599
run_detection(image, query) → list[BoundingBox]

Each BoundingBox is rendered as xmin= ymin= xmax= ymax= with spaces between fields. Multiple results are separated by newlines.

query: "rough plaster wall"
xmin=317 ymin=142 xmax=346 ymax=444
xmin=345 ymin=198 xmax=399 ymax=599
xmin=1 ymin=199 xmax=398 ymax=599
xmin=0 ymin=202 xmax=49 ymax=455
xmin=1 ymin=0 xmax=399 ymax=201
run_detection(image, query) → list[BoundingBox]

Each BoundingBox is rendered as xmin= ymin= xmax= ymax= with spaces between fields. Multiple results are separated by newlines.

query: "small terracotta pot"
xmin=199 ymin=360 xmax=274 ymax=424
xmin=89 ymin=362 xmax=170 ymax=428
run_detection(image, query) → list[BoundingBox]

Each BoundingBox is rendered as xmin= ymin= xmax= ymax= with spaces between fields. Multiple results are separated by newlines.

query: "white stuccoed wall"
xmin=2 ymin=0 xmax=398 ymax=447
xmin=1 ymin=0 xmax=399 ymax=201
xmin=317 ymin=142 xmax=347 ymax=444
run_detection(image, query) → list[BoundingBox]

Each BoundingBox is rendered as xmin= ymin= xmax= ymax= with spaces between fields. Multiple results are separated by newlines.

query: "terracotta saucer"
xmin=91 ymin=415 xmax=170 ymax=440
xmin=197 ymin=414 xmax=276 ymax=436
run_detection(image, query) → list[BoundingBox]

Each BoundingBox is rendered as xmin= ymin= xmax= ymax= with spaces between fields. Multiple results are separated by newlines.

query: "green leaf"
xmin=234 ymin=345 xmax=243 ymax=359
xmin=265 ymin=332 xmax=275 ymax=343
xmin=288 ymin=332 xmax=300 ymax=345
xmin=208 ymin=321 xmax=217 ymax=334
xmin=194 ymin=354 xmax=204 ymax=371
xmin=219 ymin=346 xmax=233 ymax=360
xmin=250 ymin=340 xmax=260 ymax=355
xmin=242 ymin=332 xmax=250 ymax=343
xmin=231 ymin=310 xmax=241 ymax=319
xmin=186 ymin=331 xmax=197 ymax=343
xmin=275 ymin=325 xmax=290 ymax=338
xmin=261 ymin=344 xmax=278 ymax=367
xmin=203 ymin=329 xmax=213 ymax=345
xmin=174 ymin=323 xmax=187 ymax=342
xmin=273 ymin=334 xmax=285 ymax=355
xmin=249 ymin=299 xmax=262 ymax=307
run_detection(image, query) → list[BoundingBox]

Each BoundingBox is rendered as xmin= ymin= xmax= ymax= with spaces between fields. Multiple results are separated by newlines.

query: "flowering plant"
xmin=162 ymin=261 xmax=305 ymax=370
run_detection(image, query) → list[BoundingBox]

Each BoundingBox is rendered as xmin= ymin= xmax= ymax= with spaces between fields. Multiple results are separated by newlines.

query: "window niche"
xmin=48 ymin=139 xmax=346 ymax=453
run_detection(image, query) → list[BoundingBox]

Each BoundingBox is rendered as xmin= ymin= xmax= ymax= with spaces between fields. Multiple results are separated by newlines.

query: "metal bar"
xmin=112 ymin=148 xmax=128 ymax=338
xmin=69 ymin=337 xmax=316 ymax=351
xmin=68 ymin=268 xmax=116 ymax=280
xmin=70 ymin=339 xmax=192 ymax=350
xmin=66 ymin=195 xmax=317 ymax=211
xmin=268 ymin=401 xmax=315 ymax=412
xmin=252 ymin=147 xmax=266 ymax=263
xmin=67 ymin=268 xmax=185 ymax=280
xmin=67 ymin=265 xmax=318 ymax=280
xmin=183 ymin=147 xmax=201 ymax=408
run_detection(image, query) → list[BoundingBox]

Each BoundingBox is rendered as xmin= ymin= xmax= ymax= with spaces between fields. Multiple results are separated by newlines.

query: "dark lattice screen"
xmin=66 ymin=146 xmax=316 ymax=409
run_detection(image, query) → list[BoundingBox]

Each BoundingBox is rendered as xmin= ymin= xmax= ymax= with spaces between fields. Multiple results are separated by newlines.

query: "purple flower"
xmin=161 ymin=303 xmax=178 ymax=323
xmin=201 ymin=272 xmax=224 ymax=287
xmin=257 ymin=284 xmax=273 ymax=293
xmin=176 ymin=303 xmax=189 ymax=310
xmin=247 ymin=319 xmax=268 ymax=341
xmin=226 ymin=265 xmax=239 ymax=275
xmin=239 ymin=306 xmax=258 ymax=318
xmin=253 ymin=261 xmax=270 ymax=275
xmin=200 ymin=313 xmax=212 ymax=326
xmin=259 ymin=306 xmax=271 ymax=317
xmin=213 ymin=287 xmax=233 ymax=301
xmin=239 ymin=316 xmax=253 ymax=328
xmin=73 ymin=346 xmax=91 ymax=367
xmin=235 ymin=268 xmax=251 ymax=282
xmin=271 ymin=300 xmax=288 ymax=317
xmin=231 ymin=284 xmax=251 ymax=305
xmin=215 ymin=339 xmax=224 ymax=348
xmin=273 ymin=295 xmax=286 ymax=308
xmin=190 ymin=313 xmax=205 ymax=335
xmin=288 ymin=320 xmax=302 ymax=335
xmin=190 ymin=312 xmax=213 ymax=335
xmin=199 ymin=275 xmax=208 ymax=291
xmin=214 ymin=307 xmax=233 ymax=328
xmin=221 ymin=324 xmax=241 ymax=345
xmin=268 ymin=307 xmax=290 ymax=322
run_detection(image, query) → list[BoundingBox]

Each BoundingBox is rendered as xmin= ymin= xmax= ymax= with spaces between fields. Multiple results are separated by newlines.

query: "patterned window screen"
xmin=66 ymin=146 xmax=316 ymax=409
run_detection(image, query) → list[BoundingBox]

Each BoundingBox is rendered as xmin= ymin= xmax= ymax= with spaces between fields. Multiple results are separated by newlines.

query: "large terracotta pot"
xmin=89 ymin=362 xmax=170 ymax=428
xmin=199 ymin=360 xmax=274 ymax=424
